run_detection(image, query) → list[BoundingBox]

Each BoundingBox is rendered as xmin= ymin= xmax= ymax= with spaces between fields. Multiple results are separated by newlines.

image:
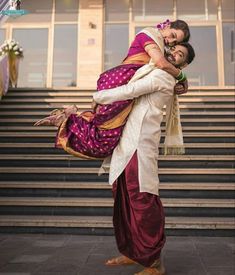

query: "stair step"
xmin=0 ymin=104 xmax=234 ymax=110
xmin=6 ymin=91 xmax=235 ymax=97
xmin=7 ymin=92 xmax=94 ymax=97
xmin=0 ymin=132 xmax=234 ymax=138
xmin=0 ymin=127 xmax=234 ymax=133
xmin=0 ymin=167 xmax=234 ymax=175
xmin=0 ymin=126 xmax=234 ymax=132
xmin=1 ymin=111 xmax=235 ymax=116
xmin=1 ymin=117 xmax=234 ymax=123
xmin=0 ymin=197 xmax=233 ymax=208
xmin=0 ymin=143 xmax=233 ymax=149
xmin=0 ymin=215 xmax=234 ymax=230
xmin=0 ymin=181 xmax=234 ymax=191
xmin=1 ymin=98 xmax=235 ymax=104
xmin=0 ymin=154 xmax=234 ymax=161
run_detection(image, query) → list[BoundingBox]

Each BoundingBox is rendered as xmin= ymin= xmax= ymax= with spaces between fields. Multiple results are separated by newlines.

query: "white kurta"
xmin=93 ymin=68 xmax=176 ymax=195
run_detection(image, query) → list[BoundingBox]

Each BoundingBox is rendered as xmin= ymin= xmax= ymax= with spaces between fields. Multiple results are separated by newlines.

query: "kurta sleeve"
xmin=93 ymin=69 xmax=172 ymax=104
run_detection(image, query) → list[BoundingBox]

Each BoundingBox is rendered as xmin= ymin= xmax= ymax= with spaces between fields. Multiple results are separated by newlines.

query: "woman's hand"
xmin=91 ymin=99 xmax=98 ymax=111
xmin=91 ymin=99 xmax=102 ymax=113
xmin=174 ymin=79 xmax=188 ymax=95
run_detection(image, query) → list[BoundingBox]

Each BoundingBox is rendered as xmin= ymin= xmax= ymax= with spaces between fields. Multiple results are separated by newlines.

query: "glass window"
xmin=133 ymin=0 xmax=174 ymax=21
xmin=208 ymin=0 xmax=218 ymax=20
xmin=6 ymin=0 xmax=53 ymax=23
xmin=104 ymin=24 xmax=129 ymax=70
xmin=177 ymin=0 xmax=206 ymax=20
xmin=184 ymin=26 xmax=218 ymax=86
xmin=105 ymin=0 xmax=129 ymax=22
xmin=13 ymin=29 xmax=48 ymax=87
xmin=222 ymin=0 xmax=235 ymax=20
xmin=52 ymin=25 xmax=77 ymax=87
xmin=55 ymin=0 xmax=79 ymax=22
xmin=223 ymin=23 xmax=235 ymax=85
xmin=135 ymin=26 xmax=154 ymax=34
xmin=0 ymin=29 xmax=6 ymax=45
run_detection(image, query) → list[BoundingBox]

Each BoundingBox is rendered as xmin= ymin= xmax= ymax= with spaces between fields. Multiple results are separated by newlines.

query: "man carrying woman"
xmin=34 ymin=19 xmax=190 ymax=161
xmin=94 ymin=41 xmax=195 ymax=275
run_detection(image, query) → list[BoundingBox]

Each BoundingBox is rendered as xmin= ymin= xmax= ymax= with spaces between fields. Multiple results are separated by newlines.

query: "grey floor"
xmin=0 ymin=234 xmax=234 ymax=275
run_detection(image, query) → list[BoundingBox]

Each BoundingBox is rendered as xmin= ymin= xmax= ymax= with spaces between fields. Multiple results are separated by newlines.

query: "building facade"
xmin=0 ymin=0 xmax=234 ymax=89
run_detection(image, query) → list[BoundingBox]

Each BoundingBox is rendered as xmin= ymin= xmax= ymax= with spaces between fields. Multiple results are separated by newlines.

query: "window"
xmin=6 ymin=0 xmax=53 ymax=23
xmin=13 ymin=28 xmax=48 ymax=87
xmin=104 ymin=24 xmax=129 ymax=70
xmin=207 ymin=0 xmax=218 ymax=20
xmin=52 ymin=25 xmax=78 ymax=87
xmin=104 ymin=0 xmax=129 ymax=70
xmin=133 ymin=0 xmax=174 ymax=21
xmin=105 ymin=0 xmax=129 ymax=22
xmin=55 ymin=0 xmax=79 ymax=22
xmin=177 ymin=0 xmax=206 ymax=20
xmin=0 ymin=29 xmax=5 ymax=45
xmin=184 ymin=26 xmax=218 ymax=86
xmin=222 ymin=0 xmax=235 ymax=20
xmin=223 ymin=23 xmax=235 ymax=85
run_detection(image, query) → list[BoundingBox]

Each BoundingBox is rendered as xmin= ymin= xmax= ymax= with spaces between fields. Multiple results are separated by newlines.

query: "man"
xmin=93 ymin=42 xmax=195 ymax=275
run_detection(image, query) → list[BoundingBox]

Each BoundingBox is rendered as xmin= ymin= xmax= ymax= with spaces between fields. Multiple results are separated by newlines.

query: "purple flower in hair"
xmin=156 ymin=19 xmax=171 ymax=30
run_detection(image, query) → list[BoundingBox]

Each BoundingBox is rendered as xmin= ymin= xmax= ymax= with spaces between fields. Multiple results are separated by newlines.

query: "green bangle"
xmin=177 ymin=71 xmax=187 ymax=82
xmin=176 ymin=70 xmax=183 ymax=80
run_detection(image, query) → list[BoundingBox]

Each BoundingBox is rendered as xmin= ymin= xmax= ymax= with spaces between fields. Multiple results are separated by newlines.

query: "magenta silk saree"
xmin=56 ymin=33 xmax=156 ymax=159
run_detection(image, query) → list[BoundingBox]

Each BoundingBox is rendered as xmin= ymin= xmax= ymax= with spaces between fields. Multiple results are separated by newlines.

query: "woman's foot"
xmin=34 ymin=113 xmax=66 ymax=127
xmin=34 ymin=105 xmax=78 ymax=127
xmin=105 ymin=255 xmax=136 ymax=266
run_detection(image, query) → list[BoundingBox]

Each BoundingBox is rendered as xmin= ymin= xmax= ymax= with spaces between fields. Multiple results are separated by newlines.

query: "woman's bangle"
xmin=176 ymin=70 xmax=182 ymax=80
xmin=176 ymin=70 xmax=187 ymax=82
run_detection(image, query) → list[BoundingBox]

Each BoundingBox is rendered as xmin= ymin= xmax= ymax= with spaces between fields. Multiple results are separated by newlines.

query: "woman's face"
xmin=161 ymin=26 xmax=185 ymax=46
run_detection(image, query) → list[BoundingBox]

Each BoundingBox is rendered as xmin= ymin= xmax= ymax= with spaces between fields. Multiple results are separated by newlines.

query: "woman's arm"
xmin=145 ymin=43 xmax=188 ymax=94
xmin=145 ymin=43 xmax=181 ymax=78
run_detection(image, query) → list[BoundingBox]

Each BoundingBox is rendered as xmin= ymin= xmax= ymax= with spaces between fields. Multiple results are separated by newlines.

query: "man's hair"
xmin=179 ymin=42 xmax=195 ymax=64
xmin=170 ymin=20 xmax=190 ymax=42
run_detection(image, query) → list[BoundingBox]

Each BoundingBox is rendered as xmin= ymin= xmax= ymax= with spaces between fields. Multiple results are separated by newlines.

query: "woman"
xmin=35 ymin=19 xmax=190 ymax=159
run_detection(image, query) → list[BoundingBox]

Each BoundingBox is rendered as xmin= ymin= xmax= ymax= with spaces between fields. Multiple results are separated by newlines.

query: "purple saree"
xmin=56 ymin=33 xmax=156 ymax=159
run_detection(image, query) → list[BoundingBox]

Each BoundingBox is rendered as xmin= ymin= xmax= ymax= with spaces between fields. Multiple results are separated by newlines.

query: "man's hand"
xmin=174 ymin=79 xmax=188 ymax=95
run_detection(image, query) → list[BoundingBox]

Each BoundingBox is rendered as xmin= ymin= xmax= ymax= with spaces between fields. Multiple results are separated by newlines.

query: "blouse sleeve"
xmin=135 ymin=32 xmax=157 ymax=49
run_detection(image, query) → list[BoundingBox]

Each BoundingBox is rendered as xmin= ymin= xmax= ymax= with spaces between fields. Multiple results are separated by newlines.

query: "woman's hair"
xmin=179 ymin=42 xmax=195 ymax=64
xmin=170 ymin=20 xmax=190 ymax=42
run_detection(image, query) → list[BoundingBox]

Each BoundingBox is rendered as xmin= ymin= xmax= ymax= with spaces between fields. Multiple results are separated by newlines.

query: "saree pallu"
xmin=112 ymin=152 xmax=166 ymax=267
xmin=56 ymin=63 xmax=143 ymax=159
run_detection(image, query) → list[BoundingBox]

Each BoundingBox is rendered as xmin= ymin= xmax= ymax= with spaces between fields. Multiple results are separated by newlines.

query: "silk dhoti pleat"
xmin=112 ymin=152 xmax=165 ymax=267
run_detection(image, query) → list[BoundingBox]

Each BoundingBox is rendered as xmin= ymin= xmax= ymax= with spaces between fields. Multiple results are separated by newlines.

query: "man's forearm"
xmin=93 ymin=75 xmax=155 ymax=104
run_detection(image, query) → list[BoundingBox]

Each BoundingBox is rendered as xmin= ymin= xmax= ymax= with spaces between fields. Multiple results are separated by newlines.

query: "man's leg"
xmin=109 ymin=152 xmax=165 ymax=271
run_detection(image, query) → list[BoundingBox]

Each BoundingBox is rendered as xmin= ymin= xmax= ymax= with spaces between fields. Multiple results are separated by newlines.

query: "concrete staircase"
xmin=0 ymin=88 xmax=234 ymax=236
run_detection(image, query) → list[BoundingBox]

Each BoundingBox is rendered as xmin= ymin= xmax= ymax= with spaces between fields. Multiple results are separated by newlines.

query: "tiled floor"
xmin=0 ymin=234 xmax=234 ymax=275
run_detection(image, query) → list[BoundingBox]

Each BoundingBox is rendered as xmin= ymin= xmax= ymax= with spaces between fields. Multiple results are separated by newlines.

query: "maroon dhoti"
xmin=112 ymin=152 xmax=165 ymax=267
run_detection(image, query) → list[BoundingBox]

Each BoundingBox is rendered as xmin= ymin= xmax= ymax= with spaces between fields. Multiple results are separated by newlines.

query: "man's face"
xmin=165 ymin=45 xmax=188 ymax=68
